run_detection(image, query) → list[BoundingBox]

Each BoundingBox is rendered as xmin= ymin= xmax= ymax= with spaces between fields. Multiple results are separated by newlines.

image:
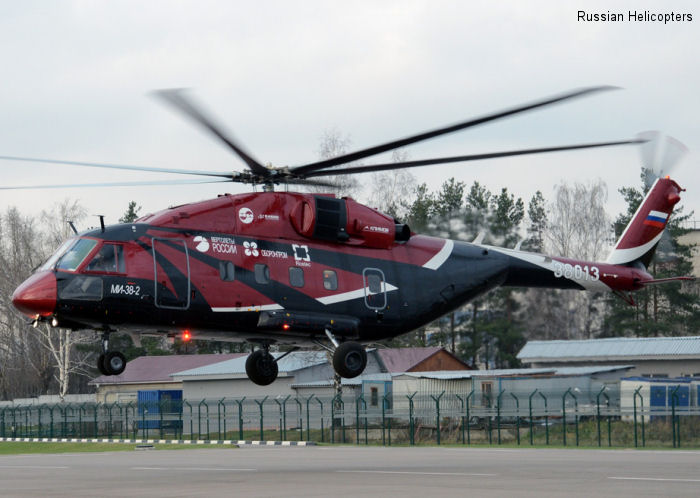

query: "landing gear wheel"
xmin=97 ymin=353 xmax=109 ymax=376
xmin=102 ymin=351 xmax=127 ymax=376
xmin=245 ymin=350 xmax=278 ymax=386
xmin=333 ymin=342 xmax=367 ymax=379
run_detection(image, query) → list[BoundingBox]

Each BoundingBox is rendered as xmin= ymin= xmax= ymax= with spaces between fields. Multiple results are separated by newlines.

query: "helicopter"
xmin=5 ymin=86 xmax=693 ymax=385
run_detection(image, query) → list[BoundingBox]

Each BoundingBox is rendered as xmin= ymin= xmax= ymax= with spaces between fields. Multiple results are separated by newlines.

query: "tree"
xmin=366 ymin=149 xmax=416 ymax=219
xmin=310 ymin=128 xmax=361 ymax=198
xmin=119 ymin=201 xmax=142 ymax=223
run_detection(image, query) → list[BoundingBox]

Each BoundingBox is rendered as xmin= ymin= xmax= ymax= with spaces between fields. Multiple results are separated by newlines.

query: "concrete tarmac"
xmin=0 ymin=445 xmax=698 ymax=497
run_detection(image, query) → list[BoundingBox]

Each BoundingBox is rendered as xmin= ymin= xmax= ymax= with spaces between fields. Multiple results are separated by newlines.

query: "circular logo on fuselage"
xmin=239 ymin=207 xmax=254 ymax=224
xmin=193 ymin=236 xmax=210 ymax=252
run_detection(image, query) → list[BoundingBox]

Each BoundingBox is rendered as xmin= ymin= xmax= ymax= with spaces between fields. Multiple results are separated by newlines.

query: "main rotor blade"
xmin=292 ymin=86 xmax=618 ymax=176
xmin=0 ymin=178 xmax=232 ymax=190
xmin=154 ymin=89 xmax=269 ymax=177
xmin=303 ymin=139 xmax=644 ymax=177
xmin=0 ymin=155 xmax=232 ymax=178
xmin=282 ymin=178 xmax=339 ymax=188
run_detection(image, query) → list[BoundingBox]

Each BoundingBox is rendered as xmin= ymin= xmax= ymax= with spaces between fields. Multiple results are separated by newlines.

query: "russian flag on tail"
xmin=644 ymin=210 xmax=668 ymax=228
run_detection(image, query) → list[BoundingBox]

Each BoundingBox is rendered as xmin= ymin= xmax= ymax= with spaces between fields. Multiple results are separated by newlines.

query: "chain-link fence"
xmin=2 ymin=385 xmax=699 ymax=447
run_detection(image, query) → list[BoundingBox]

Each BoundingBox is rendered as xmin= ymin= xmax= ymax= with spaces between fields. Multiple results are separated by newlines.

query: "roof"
xmin=376 ymin=347 xmax=470 ymax=372
xmin=518 ymin=336 xmax=700 ymax=362
xmin=172 ymin=351 xmax=328 ymax=378
xmin=394 ymin=365 xmax=634 ymax=380
xmin=90 ymin=353 xmax=244 ymax=385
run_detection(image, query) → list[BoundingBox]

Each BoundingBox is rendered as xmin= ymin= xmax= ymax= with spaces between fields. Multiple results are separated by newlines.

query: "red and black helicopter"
xmin=4 ymin=87 xmax=692 ymax=385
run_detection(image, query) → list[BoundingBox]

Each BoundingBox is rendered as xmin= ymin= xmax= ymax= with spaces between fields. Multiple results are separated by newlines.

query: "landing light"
xmin=282 ymin=324 xmax=290 ymax=331
xmin=51 ymin=317 xmax=58 ymax=327
xmin=183 ymin=330 xmax=192 ymax=342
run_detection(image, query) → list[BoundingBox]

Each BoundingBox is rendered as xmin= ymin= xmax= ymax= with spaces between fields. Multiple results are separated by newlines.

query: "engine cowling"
xmin=290 ymin=195 xmax=404 ymax=249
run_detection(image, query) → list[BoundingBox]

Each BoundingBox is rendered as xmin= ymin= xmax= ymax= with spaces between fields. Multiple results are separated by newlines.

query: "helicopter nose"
xmin=12 ymin=271 xmax=57 ymax=317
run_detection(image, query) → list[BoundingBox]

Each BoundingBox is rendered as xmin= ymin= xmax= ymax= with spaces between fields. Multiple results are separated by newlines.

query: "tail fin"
xmin=606 ymin=177 xmax=683 ymax=267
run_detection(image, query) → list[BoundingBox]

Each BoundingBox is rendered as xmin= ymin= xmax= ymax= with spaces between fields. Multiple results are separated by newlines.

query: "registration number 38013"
xmin=553 ymin=262 xmax=600 ymax=281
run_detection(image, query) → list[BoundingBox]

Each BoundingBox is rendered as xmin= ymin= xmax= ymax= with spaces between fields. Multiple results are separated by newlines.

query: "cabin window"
xmin=255 ymin=264 xmax=270 ymax=284
xmin=219 ymin=261 xmax=235 ymax=281
xmin=367 ymin=274 xmax=382 ymax=294
xmin=323 ymin=269 xmax=338 ymax=290
xmin=85 ymin=243 xmax=125 ymax=273
xmin=56 ymin=238 xmax=97 ymax=271
xmin=289 ymin=266 xmax=304 ymax=288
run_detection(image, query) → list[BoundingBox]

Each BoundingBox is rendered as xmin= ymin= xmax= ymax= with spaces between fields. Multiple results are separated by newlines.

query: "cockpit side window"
xmin=86 ymin=243 xmax=125 ymax=274
xmin=55 ymin=239 xmax=98 ymax=271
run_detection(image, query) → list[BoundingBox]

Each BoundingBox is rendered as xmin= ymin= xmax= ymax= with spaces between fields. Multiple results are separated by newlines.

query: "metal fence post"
xmin=235 ymin=397 xmax=246 ymax=440
xmin=496 ymin=389 xmax=505 ymax=445
xmin=304 ymin=395 xmax=314 ymax=441
xmin=315 ymin=398 xmax=324 ymax=443
xmin=430 ymin=391 xmax=445 ymax=445
xmin=383 ymin=393 xmax=392 ymax=446
xmin=562 ymin=388 xmax=578 ymax=446
xmin=355 ymin=394 xmax=367 ymax=445
xmin=670 ymin=386 xmax=680 ymax=448
xmin=537 ymin=392 xmax=548 ymax=445
xmin=218 ymin=398 xmax=226 ymax=440
xmin=48 ymin=405 xmax=55 ymax=439
xmin=406 ymin=392 xmax=417 ymax=446
xmin=466 ymin=388 xmax=474 ymax=445
xmin=93 ymin=403 xmax=99 ymax=438
xmin=596 ymin=387 xmax=610 ymax=447
xmin=510 ymin=393 xmax=520 ymax=445
xmin=255 ymin=396 xmax=268 ymax=441
xmin=528 ymin=389 xmax=537 ymax=446
xmin=633 ymin=386 xmax=642 ymax=448
xmin=456 ymin=394 xmax=465 ymax=444
xmin=294 ymin=398 xmax=303 ymax=441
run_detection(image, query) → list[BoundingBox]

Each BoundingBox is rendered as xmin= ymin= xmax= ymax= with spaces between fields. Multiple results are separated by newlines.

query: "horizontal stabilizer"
xmin=639 ymin=276 xmax=696 ymax=285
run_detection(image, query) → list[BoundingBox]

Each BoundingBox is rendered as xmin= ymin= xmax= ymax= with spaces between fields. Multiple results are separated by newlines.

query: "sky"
xmin=0 ymin=0 xmax=698 ymax=233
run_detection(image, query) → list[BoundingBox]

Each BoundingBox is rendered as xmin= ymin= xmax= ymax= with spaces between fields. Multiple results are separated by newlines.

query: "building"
xmin=90 ymin=353 xmax=244 ymax=403
xmin=517 ymin=336 xmax=700 ymax=378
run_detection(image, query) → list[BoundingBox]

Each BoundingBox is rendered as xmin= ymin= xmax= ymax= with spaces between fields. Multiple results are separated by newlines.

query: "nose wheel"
xmin=96 ymin=332 xmax=127 ymax=376
xmin=332 ymin=341 xmax=367 ymax=379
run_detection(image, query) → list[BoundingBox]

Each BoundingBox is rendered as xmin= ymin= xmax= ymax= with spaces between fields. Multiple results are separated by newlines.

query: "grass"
xmin=0 ymin=442 xmax=238 ymax=455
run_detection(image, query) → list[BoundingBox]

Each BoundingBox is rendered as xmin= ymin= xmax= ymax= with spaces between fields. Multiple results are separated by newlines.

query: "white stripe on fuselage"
xmin=482 ymin=244 xmax=611 ymax=291
xmin=423 ymin=239 xmax=454 ymax=270
xmin=316 ymin=283 xmax=398 ymax=305
xmin=212 ymin=304 xmax=284 ymax=312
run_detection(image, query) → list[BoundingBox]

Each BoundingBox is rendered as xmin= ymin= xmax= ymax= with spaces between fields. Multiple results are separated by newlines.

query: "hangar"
xmin=517 ymin=335 xmax=700 ymax=379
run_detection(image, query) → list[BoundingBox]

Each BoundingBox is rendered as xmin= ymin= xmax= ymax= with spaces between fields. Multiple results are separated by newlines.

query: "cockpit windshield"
xmin=55 ymin=238 xmax=98 ymax=271
xmin=39 ymin=238 xmax=76 ymax=271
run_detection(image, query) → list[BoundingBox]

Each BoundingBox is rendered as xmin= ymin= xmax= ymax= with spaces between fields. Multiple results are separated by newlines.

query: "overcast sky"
xmin=0 ymin=0 xmax=698 ymax=233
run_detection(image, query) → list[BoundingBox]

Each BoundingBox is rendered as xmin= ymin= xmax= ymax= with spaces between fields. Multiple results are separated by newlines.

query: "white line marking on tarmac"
xmin=0 ymin=465 xmax=69 ymax=469
xmin=132 ymin=467 xmax=256 ymax=472
xmin=609 ymin=477 xmax=700 ymax=483
xmin=337 ymin=470 xmax=496 ymax=477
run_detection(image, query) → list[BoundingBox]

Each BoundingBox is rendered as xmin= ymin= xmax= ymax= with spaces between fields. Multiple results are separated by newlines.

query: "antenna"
xmin=98 ymin=215 xmax=105 ymax=233
xmin=66 ymin=220 xmax=78 ymax=235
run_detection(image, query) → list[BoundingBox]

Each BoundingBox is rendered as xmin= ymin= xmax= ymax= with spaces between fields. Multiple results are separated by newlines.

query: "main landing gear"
xmin=244 ymin=332 xmax=368 ymax=386
xmin=245 ymin=347 xmax=279 ymax=386
xmin=97 ymin=332 xmax=127 ymax=377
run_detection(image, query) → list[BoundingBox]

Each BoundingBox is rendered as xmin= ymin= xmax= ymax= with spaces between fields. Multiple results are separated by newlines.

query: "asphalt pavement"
xmin=0 ymin=445 xmax=698 ymax=497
